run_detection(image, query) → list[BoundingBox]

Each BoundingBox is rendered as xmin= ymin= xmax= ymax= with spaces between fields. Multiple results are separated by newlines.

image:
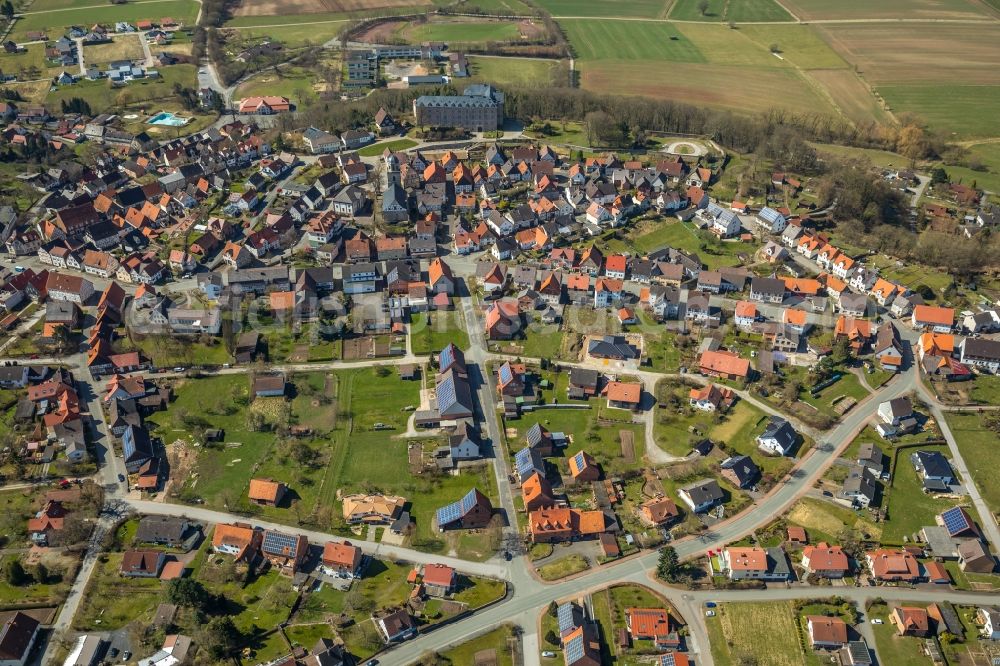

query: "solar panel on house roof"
xmin=458 ymin=488 xmax=478 ymax=513
xmin=436 ymin=500 xmax=462 ymax=526
xmin=941 ymin=507 xmax=972 ymax=536
xmin=564 ymin=634 xmax=584 ymax=663
xmin=437 ymin=376 xmax=457 ymax=409
xmin=557 ymin=603 xmax=576 ymax=634
xmin=573 ymin=451 xmax=586 ymax=469
xmin=499 ymin=363 xmax=513 ymax=384
xmin=659 ymin=655 xmax=678 ymax=666
xmin=263 ymin=531 xmax=298 ymax=555
xmin=439 ymin=343 xmax=455 ymax=368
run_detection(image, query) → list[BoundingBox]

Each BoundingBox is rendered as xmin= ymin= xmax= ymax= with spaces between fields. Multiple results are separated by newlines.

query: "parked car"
xmin=706 ymin=610 xmax=716 ymax=617
xmin=871 ymin=619 xmax=883 ymax=625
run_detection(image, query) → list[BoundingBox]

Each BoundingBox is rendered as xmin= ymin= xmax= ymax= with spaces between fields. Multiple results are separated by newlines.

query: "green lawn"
xmin=945 ymin=412 xmax=1000 ymax=514
xmin=506 ymin=397 xmax=645 ymax=477
xmin=867 ymin=603 xmax=934 ymax=666
xmin=536 ymin=554 xmax=589 ymax=581
xmin=226 ymin=22 xmax=349 ymax=45
xmin=629 ymin=220 xmax=754 ymax=269
xmin=883 ymin=444 xmax=964 ymax=543
xmin=967 ymin=374 xmax=1000 ymax=405
xmin=45 ymin=65 xmax=199 ymax=115
xmin=785 ymin=496 xmax=882 ymax=544
xmin=357 ymin=138 xmax=417 ymax=157
xmin=72 ymin=553 xmax=163 ymax=631
xmin=800 ymin=372 xmax=869 ymax=419
xmin=468 ymin=55 xmax=566 ymax=87
xmin=440 ymin=625 xmax=516 ymax=666
xmin=409 ymin=310 xmax=469 ymax=356
xmin=710 ymin=601 xmax=806 ymax=666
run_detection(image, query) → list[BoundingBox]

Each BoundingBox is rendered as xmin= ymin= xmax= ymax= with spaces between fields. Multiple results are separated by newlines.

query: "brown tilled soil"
xmin=235 ymin=0 xmax=429 ymax=16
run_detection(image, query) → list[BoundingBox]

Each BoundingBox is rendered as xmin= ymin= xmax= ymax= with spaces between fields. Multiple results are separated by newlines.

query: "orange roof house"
xmin=604 ymin=381 xmax=641 ymax=408
xmin=248 ymin=479 xmax=286 ymax=506
xmin=529 ymin=507 xmax=605 ymax=543
xmin=865 ymin=549 xmax=920 ymax=582
xmin=699 ymin=350 xmax=750 ymax=380
xmin=801 ymin=543 xmax=850 ymax=577
xmin=567 ymin=450 xmax=600 ymax=482
xmin=522 ymin=472 xmax=555 ymax=512
xmin=783 ymin=308 xmax=808 ymax=330
xmin=211 ymin=522 xmax=261 ymax=562
xmin=782 ymin=277 xmax=821 ymax=296
xmin=806 ymin=616 xmax=848 ymax=648
xmin=834 ymin=316 xmax=874 ymax=352
xmin=639 ymin=497 xmax=679 ymax=526
xmin=625 ymin=608 xmax=676 ymax=648
xmin=237 ymin=96 xmax=291 ymax=114
xmin=890 ymin=606 xmax=930 ymax=637
xmin=912 ymin=304 xmax=954 ymax=331
xmin=321 ymin=541 xmax=363 ymax=577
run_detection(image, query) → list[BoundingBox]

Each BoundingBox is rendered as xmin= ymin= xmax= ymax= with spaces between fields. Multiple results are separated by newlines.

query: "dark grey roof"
xmin=680 ymin=478 xmax=723 ymax=505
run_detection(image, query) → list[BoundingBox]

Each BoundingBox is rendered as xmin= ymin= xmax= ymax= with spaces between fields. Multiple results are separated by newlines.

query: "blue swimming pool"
xmin=148 ymin=111 xmax=190 ymax=126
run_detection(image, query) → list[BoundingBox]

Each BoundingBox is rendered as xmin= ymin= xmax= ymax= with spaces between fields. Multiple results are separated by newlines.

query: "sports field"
xmin=533 ymin=0 xmax=670 ymax=18
xmin=780 ymin=0 xmax=994 ymax=21
xmin=468 ymin=55 xmax=566 ymax=87
xmin=403 ymin=19 xmax=523 ymax=44
xmin=670 ymin=0 xmax=792 ymax=21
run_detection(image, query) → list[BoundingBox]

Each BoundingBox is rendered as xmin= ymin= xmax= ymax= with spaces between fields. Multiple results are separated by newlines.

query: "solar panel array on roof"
xmin=262 ymin=530 xmax=299 ymax=556
xmin=458 ymin=488 xmax=478 ymax=514
xmin=564 ymin=633 xmax=584 ymax=664
xmin=436 ymin=500 xmax=462 ymax=527
xmin=557 ymin=602 xmax=576 ymax=635
xmin=573 ymin=451 xmax=586 ymax=470
xmin=439 ymin=343 xmax=456 ymax=369
xmin=514 ymin=447 xmax=543 ymax=480
xmin=498 ymin=363 xmax=513 ymax=384
xmin=437 ymin=375 xmax=457 ymax=409
xmin=941 ymin=506 xmax=973 ymax=536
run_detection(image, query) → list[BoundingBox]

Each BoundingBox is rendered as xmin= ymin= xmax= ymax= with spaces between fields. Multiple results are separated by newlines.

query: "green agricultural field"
xmin=738 ymin=24 xmax=849 ymax=69
xmin=671 ymin=0 xmax=792 ymax=21
xmin=468 ymin=55 xmax=566 ymax=87
xmin=11 ymin=0 xmax=200 ymax=40
xmin=878 ymin=84 xmax=1000 ymax=139
xmin=946 ymin=412 xmax=1000 ymax=514
xmin=535 ymin=0 xmax=670 ymax=17
xmin=780 ymin=0 xmax=991 ymax=21
xmin=676 ymin=23 xmax=783 ymax=67
xmin=561 ymin=19 xmax=707 ymax=63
